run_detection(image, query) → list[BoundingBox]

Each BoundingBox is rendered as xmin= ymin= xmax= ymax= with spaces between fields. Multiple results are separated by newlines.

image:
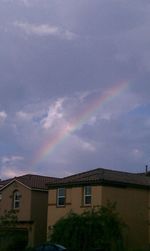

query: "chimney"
xmin=145 ymin=165 xmax=150 ymax=176
xmin=146 ymin=165 xmax=148 ymax=174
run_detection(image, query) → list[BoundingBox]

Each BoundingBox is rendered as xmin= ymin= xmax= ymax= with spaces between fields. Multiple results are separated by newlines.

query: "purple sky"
xmin=0 ymin=0 xmax=150 ymax=179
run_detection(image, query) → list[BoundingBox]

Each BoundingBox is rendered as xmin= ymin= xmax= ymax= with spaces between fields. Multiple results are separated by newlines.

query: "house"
xmin=47 ymin=168 xmax=150 ymax=249
xmin=0 ymin=174 xmax=58 ymax=247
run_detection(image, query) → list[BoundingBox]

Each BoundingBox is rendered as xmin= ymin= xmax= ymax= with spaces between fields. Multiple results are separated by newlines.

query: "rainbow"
xmin=32 ymin=81 xmax=129 ymax=166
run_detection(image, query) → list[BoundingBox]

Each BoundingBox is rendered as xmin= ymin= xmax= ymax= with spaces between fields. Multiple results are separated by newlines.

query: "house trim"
xmin=0 ymin=179 xmax=49 ymax=192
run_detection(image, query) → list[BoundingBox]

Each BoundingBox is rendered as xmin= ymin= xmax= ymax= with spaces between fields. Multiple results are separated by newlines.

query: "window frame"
xmin=83 ymin=186 xmax=92 ymax=206
xmin=57 ymin=188 xmax=66 ymax=207
xmin=13 ymin=190 xmax=21 ymax=209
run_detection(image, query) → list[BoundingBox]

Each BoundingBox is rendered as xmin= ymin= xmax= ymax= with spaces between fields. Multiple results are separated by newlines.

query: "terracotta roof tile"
xmin=48 ymin=168 xmax=150 ymax=188
xmin=0 ymin=177 xmax=14 ymax=187
xmin=0 ymin=174 xmax=58 ymax=190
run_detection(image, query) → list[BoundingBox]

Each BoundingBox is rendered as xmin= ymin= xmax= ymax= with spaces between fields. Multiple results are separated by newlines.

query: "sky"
xmin=0 ymin=0 xmax=150 ymax=179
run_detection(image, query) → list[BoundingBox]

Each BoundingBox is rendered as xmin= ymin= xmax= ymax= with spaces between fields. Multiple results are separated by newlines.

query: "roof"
xmin=0 ymin=174 xmax=58 ymax=191
xmin=48 ymin=168 xmax=150 ymax=189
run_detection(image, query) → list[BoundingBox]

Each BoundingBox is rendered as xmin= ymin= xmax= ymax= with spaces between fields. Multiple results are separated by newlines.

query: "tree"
xmin=50 ymin=202 xmax=126 ymax=251
xmin=0 ymin=210 xmax=28 ymax=251
xmin=0 ymin=209 xmax=18 ymax=227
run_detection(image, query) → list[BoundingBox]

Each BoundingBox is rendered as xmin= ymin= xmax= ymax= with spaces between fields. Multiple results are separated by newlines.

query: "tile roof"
xmin=0 ymin=177 xmax=14 ymax=187
xmin=48 ymin=168 xmax=150 ymax=188
xmin=0 ymin=174 xmax=58 ymax=190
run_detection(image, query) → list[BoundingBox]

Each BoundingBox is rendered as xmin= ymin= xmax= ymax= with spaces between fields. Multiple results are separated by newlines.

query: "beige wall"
xmin=0 ymin=181 xmax=34 ymax=247
xmin=148 ymin=191 xmax=150 ymax=245
xmin=47 ymin=184 xmax=150 ymax=249
xmin=47 ymin=185 xmax=102 ymax=231
xmin=31 ymin=190 xmax=48 ymax=246
xmin=0 ymin=181 xmax=31 ymax=220
xmin=101 ymin=185 xmax=149 ymax=249
xmin=0 ymin=181 xmax=49 ymax=247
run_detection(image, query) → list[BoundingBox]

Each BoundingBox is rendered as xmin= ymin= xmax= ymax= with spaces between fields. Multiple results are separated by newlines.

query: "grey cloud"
xmin=0 ymin=111 xmax=7 ymax=124
xmin=13 ymin=21 xmax=77 ymax=40
xmin=0 ymin=0 xmax=150 ymax=178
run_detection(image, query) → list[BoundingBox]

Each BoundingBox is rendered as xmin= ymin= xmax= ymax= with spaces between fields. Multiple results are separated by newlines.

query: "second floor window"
xmin=84 ymin=186 xmax=92 ymax=205
xmin=13 ymin=191 xmax=21 ymax=209
xmin=57 ymin=188 xmax=65 ymax=207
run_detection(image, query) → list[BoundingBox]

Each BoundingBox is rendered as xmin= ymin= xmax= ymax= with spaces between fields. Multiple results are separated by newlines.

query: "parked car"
xmin=34 ymin=243 xmax=68 ymax=251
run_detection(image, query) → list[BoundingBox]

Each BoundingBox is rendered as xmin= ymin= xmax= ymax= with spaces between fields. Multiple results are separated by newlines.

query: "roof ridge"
xmin=62 ymin=168 xmax=102 ymax=179
xmin=16 ymin=173 xmax=58 ymax=179
xmin=48 ymin=167 xmax=150 ymax=188
xmin=0 ymin=173 xmax=59 ymax=190
xmin=62 ymin=167 xmax=137 ymax=180
xmin=103 ymin=168 xmax=138 ymax=175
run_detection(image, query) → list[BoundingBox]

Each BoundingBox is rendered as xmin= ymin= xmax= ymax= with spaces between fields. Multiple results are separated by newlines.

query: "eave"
xmin=48 ymin=179 xmax=150 ymax=190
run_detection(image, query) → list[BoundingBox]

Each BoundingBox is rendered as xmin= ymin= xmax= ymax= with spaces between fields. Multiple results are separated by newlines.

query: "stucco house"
xmin=0 ymin=174 xmax=57 ymax=247
xmin=47 ymin=168 xmax=150 ymax=250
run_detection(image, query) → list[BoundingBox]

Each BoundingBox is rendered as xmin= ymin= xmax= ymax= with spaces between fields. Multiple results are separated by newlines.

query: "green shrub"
xmin=50 ymin=202 xmax=126 ymax=251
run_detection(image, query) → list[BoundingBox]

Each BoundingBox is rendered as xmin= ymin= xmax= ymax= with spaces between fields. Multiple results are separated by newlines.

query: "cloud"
xmin=14 ymin=87 xmax=141 ymax=150
xmin=1 ymin=155 xmax=24 ymax=164
xmin=16 ymin=111 xmax=32 ymax=120
xmin=1 ymin=166 xmax=27 ymax=179
xmin=0 ymin=155 xmax=25 ymax=179
xmin=11 ymin=94 xmax=98 ymax=171
xmin=42 ymin=98 xmax=65 ymax=129
xmin=13 ymin=21 xmax=77 ymax=40
xmin=79 ymin=140 xmax=95 ymax=152
xmin=39 ymin=95 xmax=97 ymax=156
xmin=1 ymin=85 xmax=147 ymax=179
xmin=0 ymin=111 xmax=7 ymax=124
xmin=1 ymin=0 xmax=40 ymax=7
xmin=131 ymin=148 xmax=144 ymax=160
xmin=20 ymin=0 xmax=33 ymax=7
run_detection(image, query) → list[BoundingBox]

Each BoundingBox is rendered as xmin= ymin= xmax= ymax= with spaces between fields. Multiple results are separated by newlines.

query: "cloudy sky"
xmin=0 ymin=0 xmax=150 ymax=179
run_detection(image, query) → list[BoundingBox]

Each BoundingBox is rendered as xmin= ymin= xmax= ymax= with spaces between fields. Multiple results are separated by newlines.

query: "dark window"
xmin=57 ymin=188 xmax=65 ymax=207
xmin=84 ymin=186 xmax=92 ymax=205
xmin=13 ymin=190 xmax=21 ymax=209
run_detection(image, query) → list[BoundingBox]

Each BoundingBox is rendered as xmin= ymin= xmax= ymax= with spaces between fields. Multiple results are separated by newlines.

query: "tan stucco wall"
xmin=0 ymin=181 xmax=31 ymax=220
xmin=148 ymin=190 xmax=150 ymax=247
xmin=101 ymin=185 xmax=149 ymax=249
xmin=0 ymin=181 xmax=49 ymax=247
xmin=47 ymin=184 xmax=150 ymax=249
xmin=31 ymin=190 xmax=48 ymax=246
xmin=0 ymin=181 xmax=34 ymax=247
xmin=47 ymin=185 xmax=102 ymax=231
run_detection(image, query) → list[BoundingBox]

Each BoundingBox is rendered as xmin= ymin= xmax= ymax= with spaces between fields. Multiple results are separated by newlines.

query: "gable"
xmin=0 ymin=179 xmax=31 ymax=192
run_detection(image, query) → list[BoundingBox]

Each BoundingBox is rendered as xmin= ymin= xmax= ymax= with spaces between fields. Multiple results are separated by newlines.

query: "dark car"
xmin=35 ymin=243 xmax=68 ymax=251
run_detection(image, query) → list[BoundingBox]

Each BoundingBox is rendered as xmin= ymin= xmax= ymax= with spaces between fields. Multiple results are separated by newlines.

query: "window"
xmin=13 ymin=190 xmax=21 ymax=209
xmin=84 ymin=186 xmax=92 ymax=205
xmin=57 ymin=188 xmax=65 ymax=207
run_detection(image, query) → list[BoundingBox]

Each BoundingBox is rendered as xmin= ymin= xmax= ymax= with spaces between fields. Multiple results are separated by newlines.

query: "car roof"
xmin=35 ymin=243 xmax=67 ymax=251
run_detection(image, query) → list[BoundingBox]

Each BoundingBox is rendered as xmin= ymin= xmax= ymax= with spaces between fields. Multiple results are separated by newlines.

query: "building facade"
xmin=0 ymin=174 xmax=57 ymax=247
xmin=47 ymin=168 xmax=150 ymax=249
